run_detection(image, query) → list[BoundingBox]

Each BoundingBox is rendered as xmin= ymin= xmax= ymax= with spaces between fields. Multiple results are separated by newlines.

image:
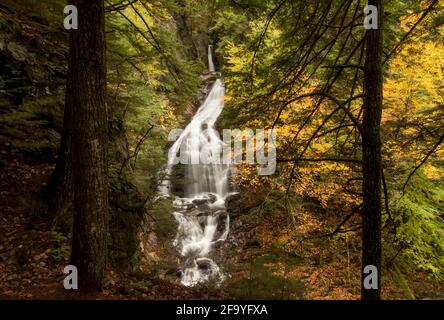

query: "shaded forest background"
xmin=0 ymin=0 xmax=443 ymax=299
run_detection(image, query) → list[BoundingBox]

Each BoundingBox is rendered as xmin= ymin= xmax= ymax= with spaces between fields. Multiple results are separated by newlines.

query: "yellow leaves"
xmin=383 ymin=17 xmax=444 ymax=168
xmin=384 ymin=32 xmax=444 ymax=112
xmin=422 ymin=163 xmax=444 ymax=180
xmin=158 ymin=103 xmax=177 ymax=129
xmin=384 ymin=37 xmax=444 ymax=124
xmin=225 ymin=41 xmax=253 ymax=73
xmin=222 ymin=95 xmax=232 ymax=103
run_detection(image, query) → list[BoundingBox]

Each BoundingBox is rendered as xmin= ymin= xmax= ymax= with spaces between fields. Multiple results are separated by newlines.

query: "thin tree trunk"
xmin=361 ymin=0 xmax=383 ymax=300
xmin=171 ymin=0 xmax=199 ymax=60
xmin=47 ymin=68 xmax=74 ymax=230
xmin=68 ymin=0 xmax=109 ymax=292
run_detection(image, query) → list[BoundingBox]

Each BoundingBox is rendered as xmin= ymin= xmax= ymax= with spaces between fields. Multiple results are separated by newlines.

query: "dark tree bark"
xmin=172 ymin=0 xmax=199 ymax=60
xmin=47 ymin=68 xmax=74 ymax=229
xmin=361 ymin=0 xmax=383 ymax=300
xmin=67 ymin=0 xmax=109 ymax=292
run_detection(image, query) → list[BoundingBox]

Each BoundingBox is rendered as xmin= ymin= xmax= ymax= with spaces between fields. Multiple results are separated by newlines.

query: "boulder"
xmin=186 ymin=207 xmax=210 ymax=217
xmin=191 ymin=193 xmax=217 ymax=206
xmin=225 ymin=192 xmax=242 ymax=216
xmin=192 ymin=198 xmax=208 ymax=206
xmin=195 ymin=257 xmax=213 ymax=270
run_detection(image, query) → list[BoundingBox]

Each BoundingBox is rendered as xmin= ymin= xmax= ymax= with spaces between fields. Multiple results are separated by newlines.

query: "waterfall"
xmin=159 ymin=45 xmax=233 ymax=286
xmin=208 ymin=44 xmax=215 ymax=72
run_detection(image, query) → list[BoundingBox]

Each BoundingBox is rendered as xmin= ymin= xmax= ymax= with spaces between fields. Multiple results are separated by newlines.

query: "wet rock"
xmin=165 ymin=267 xmax=181 ymax=278
xmin=213 ymin=209 xmax=226 ymax=216
xmin=191 ymin=193 xmax=217 ymax=206
xmin=215 ymin=215 xmax=229 ymax=236
xmin=186 ymin=203 xmax=196 ymax=210
xmin=186 ymin=208 xmax=211 ymax=217
xmin=192 ymin=194 xmax=217 ymax=206
xmin=192 ymin=198 xmax=208 ymax=206
xmin=208 ymin=193 xmax=217 ymax=203
xmin=197 ymin=216 xmax=208 ymax=229
xmin=225 ymin=192 xmax=241 ymax=215
xmin=196 ymin=258 xmax=212 ymax=270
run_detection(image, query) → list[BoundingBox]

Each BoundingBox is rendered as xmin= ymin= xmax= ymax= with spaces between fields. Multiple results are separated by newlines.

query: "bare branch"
xmin=106 ymin=0 xmax=138 ymax=13
xmin=249 ymin=0 xmax=288 ymax=82
xmin=105 ymin=0 xmax=180 ymax=84
xmin=277 ymin=157 xmax=361 ymax=164
xmin=314 ymin=124 xmax=355 ymax=139
xmin=301 ymin=205 xmax=362 ymax=241
xmin=382 ymin=169 xmax=397 ymax=237
xmin=384 ymin=0 xmax=439 ymax=64
xmin=321 ymin=64 xmax=364 ymax=71
xmin=119 ymin=124 xmax=155 ymax=175
xmin=402 ymin=133 xmax=444 ymax=191
xmin=272 ymin=92 xmax=364 ymax=133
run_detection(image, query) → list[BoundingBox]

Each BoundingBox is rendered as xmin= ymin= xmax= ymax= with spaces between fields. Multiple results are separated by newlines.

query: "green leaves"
xmin=392 ymin=171 xmax=444 ymax=280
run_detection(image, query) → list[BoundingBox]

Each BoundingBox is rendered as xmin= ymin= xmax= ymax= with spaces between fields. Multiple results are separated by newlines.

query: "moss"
xmin=226 ymin=253 xmax=305 ymax=299
xmin=391 ymin=262 xmax=416 ymax=299
xmin=108 ymin=174 xmax=145 ymax=266
xmin=148 ymin=198 xmax=178 ymax=240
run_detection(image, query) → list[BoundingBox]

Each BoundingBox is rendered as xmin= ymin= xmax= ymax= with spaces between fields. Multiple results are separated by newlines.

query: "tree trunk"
xmin=361 ymin=0 xmax=383 ymax=300
xmin=47 ymin=68 xmax=74 ymax=231
xmin=68 ymin=0 xmax=109 ymax=292
xmin=172 ymin=0 xmax=199 ymax=60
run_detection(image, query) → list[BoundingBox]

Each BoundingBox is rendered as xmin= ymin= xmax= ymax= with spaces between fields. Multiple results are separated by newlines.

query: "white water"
xmin=208 ymin=44 xmax=215 ymax=72
xmin=159 ymin=45 xmax=232 ymax=286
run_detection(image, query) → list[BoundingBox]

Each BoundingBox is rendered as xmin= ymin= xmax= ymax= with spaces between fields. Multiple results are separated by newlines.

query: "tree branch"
xmin=402 ymin=133 xmax=443 ymax=191
xmin=384 ymin=0 xmax=439 ymax=64
xmin=301 ymin=205 xmax=362 ymax=241
xmin=119 ymin=124 xmax=155 ymax=175
xmin=321 ymin=64 xmax=364 ymax=71
xmin=382 ymin=169 xmax=397 ymax=237
xmin=249 ymin=0 xmax=288 ymax=82
xmin=277 ymin=157 xmax=362 ymax=164
xmin=106 ymin=0 xmax=138 ymax=13
xmin=273 ymin=92 xmax=364 ymax=133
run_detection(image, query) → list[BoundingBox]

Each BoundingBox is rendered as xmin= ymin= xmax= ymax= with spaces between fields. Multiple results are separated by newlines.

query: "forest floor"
xmin=1 ymin=141 xmax=443 ymax=300
xmin=226 ymin=207 xmax=443 ymax=300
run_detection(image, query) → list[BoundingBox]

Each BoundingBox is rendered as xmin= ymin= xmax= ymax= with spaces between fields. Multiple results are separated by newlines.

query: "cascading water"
xmin=159 ymin=45 xmax=233 ymax=286
xmin=208 ymin=44 xmax=215 ymax=72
